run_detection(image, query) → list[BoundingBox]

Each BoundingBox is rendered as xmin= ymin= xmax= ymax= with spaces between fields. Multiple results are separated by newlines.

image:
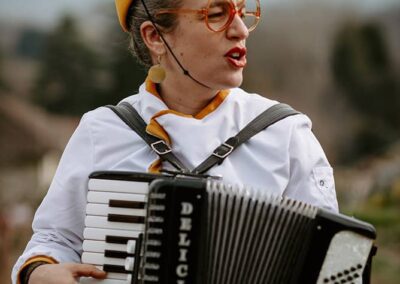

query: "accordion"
xmin=80 ymin=171 xmax=376 ymax=284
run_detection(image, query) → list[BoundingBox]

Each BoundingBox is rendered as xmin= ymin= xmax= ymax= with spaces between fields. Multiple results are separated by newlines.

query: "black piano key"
xmin=104 ymin=249 xmax=134 ymax=259
xmin=131 ymin=233 xmax=143 ymax=284
xmin=106 ymin=235 xmax=137 ymax=244
xmin=108 ymin=214 xmax=145 ymax=223
xmin=109 ymin=200 xmax=145 ymax=209
xmin=103 ymin=264 xmax=129 ymax=274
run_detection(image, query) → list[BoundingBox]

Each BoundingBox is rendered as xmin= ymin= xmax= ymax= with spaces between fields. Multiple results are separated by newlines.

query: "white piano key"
xmin=84 ymin=228 xmax=140 ymax=241
xmin=124 ymin=257 xmax=135 ymax=271
xmin=94 ymin=266 xmax=132 ymax=281
xmin=126 ymin=240 xmax=136 ymax=254
xmin=82 ymin=252 xmax=129 ymax=266
xmin=86 ymin=203 xmax=146 ymax=217
xmin=89 ymin=178 xmax=149 ymax=194
xmin=87 ymin=191 xmax=147 ymax=204
xmin=83 ymin=240 xmax=128 ymax=253
xmin=85 ymin=216 xmax=145 ymax=231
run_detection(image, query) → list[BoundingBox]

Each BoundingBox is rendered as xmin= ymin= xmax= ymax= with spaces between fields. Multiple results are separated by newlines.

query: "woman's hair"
xmin=127 ymin=0 xmax=182 ymax=68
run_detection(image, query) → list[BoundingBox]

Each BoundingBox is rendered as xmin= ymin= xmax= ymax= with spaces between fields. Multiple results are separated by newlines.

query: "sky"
xmin=0 ymin=0 xmax=105 ymax=27
xmin=0 ymin=0 xmax=399 ymax=27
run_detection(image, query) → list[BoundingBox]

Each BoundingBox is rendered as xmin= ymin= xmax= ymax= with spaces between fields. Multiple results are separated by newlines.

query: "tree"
xmin=101 ymin=19 xmax=146 ymax=106
xmin=33 ymin=15 xmax=103 ymax=115
xmin=16 ymin=28 xmax=46 ymax=60
xmin=105 ymin=42 xmax=146 ymax=105
xmin=331 ymin=22 xmax=400 ymax=162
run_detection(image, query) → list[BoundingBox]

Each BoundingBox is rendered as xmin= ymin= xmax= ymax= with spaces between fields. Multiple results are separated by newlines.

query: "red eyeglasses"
xmin=156 ymin=0 xmax=261 ymax=33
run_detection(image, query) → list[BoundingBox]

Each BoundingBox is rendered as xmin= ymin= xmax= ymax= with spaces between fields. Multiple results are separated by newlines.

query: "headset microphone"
xmin=140 ymin=0 xmax=211 ymax=89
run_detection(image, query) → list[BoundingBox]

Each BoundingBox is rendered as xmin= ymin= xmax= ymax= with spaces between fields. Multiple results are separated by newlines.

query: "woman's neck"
xmin=157 ymin=76 xmax=219 ymax=116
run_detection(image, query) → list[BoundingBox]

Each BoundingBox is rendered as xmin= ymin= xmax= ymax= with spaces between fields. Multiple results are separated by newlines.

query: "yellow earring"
xmin=148 ymin=55 xmax=166 ymax=84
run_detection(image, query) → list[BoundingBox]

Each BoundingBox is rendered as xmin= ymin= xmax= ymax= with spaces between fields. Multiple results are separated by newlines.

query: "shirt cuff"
xmin=17 ymin=255 xmax=58 ymax=284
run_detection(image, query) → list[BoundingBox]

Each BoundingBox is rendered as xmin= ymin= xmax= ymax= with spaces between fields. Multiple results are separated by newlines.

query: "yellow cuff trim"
xmin=149 ymin=159 xmax=163 ymax=174
xmin=17 ymin=255 xmax=58 ymax=284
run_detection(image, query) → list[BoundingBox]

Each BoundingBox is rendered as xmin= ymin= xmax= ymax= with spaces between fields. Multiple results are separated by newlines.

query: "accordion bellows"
xmin=80 ymin=172 xmax=376 ymax=284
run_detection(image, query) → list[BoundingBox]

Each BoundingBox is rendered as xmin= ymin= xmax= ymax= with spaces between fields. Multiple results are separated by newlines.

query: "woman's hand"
xmin=28 ymin=263 xmax=107 ymax=284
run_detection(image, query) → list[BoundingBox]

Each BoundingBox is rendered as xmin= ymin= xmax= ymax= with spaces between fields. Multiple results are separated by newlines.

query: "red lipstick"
xmin=225 ymin=47 xmax=247 ymax=68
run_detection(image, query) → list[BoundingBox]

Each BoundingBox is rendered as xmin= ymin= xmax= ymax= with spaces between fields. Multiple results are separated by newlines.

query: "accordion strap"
xmin=192 ymin=103 xmax=300 ymax=174
xmin=106 ymin=102 xmax=300 ymax=174
xmin=106 ymin=102 xmax=190 ymax=172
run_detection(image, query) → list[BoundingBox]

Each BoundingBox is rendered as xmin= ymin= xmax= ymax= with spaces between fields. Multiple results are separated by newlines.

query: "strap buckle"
xmin=212 ymin=143 xmax=234 ymax=159
xmin=151 ymin=140 xmax=172 ymax=155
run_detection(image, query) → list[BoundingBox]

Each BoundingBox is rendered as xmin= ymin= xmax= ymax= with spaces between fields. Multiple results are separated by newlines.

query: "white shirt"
xmin=12 ymin=82 xmax=338 ymax=282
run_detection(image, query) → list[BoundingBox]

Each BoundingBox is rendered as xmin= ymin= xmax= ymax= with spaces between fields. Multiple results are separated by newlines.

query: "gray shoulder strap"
xmin=107 ymin=102 xmax=300 ymax=175
xmin=193 ymin=103 xmax=300 ymax=174
xmin=106 ymin=102 xmax=190 ymax=172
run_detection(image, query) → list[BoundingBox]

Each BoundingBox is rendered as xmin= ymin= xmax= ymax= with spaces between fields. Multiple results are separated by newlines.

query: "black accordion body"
xmin=80 ymin=171 xmax=376 ymax=284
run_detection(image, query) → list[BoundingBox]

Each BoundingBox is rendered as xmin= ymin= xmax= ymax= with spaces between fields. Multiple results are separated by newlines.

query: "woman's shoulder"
xmin=228 ymin=87 xmax=312 ymax=128
xmin=82 ymin=94 xmax=140 ymax=124
xmin=229 ymin=87 xmax=277 ymax=106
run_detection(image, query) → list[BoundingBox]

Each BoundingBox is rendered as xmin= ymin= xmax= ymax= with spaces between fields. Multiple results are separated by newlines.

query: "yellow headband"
xmin=115 ymin=0 xmax=134 ymax=32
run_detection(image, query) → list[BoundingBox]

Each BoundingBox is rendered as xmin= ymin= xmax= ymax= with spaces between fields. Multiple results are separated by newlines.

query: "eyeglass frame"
xmin=155 ymin=0 xmax=261 ymax=33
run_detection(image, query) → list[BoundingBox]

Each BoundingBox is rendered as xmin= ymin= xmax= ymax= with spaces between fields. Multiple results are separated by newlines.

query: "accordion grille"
xmin=205 ymin=181 xmax=317 ymax=284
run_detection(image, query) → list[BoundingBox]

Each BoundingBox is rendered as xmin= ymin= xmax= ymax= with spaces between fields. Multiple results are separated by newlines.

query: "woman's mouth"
xmin=225 ymin=47 xmax=247 ymax=68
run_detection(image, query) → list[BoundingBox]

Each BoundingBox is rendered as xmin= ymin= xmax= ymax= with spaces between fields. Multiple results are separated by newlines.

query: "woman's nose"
xmin=226 ymin=13 xmax=250 ymax=40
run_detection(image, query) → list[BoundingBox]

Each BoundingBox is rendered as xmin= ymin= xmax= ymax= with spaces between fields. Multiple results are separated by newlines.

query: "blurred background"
xmin=0 ymin=0 xmax=399 ymax=282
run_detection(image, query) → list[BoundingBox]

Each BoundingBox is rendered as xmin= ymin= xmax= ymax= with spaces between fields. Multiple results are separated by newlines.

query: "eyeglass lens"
xmin=206 ymin=0 xmax=259 ymax=32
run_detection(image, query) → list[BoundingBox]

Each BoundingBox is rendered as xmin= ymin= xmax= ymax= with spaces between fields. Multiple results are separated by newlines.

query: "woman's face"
xmin=163 ymin=0 xmax=250 ymax=90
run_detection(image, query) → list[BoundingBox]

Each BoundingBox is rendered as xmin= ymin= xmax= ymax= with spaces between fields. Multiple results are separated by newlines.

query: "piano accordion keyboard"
xmin=81 ymin=177 xmax=151 ymax=284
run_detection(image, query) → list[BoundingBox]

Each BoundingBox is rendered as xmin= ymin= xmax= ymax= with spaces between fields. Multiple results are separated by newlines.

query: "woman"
xmin=12 ymin=0 xmax=338 ymax=283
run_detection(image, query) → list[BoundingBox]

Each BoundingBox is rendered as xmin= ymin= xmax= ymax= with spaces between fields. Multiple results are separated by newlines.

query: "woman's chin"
xmin=207 ymin=72 xmax=243 ymax=90
xmin=221 ymin=74 xmax=244 ymax=89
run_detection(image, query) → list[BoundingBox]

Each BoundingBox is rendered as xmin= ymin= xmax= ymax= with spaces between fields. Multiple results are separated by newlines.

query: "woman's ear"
xmin=140 ymin=21 xmax=166 ymax=57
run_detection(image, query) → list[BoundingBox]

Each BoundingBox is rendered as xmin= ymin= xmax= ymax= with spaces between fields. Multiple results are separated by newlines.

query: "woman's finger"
xmin=69 ymin=264 xmax=107 ymax=279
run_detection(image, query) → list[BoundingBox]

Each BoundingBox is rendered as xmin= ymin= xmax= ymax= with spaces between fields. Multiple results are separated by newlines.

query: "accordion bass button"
xmin=125 ymin=257 xmax=134 ymax=271
xmin=127 ymin=240 xmax=136 ymax=253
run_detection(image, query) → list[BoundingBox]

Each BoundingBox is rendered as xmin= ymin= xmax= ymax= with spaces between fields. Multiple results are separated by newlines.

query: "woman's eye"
xmin=208 ymin=11 xmax=225 ymax=18
xmin=207 ymin=3 xmax=230 ymax=19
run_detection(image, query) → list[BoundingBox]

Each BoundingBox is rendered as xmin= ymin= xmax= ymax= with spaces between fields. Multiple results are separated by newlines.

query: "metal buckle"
xmin=150 ymin=140 xmax=172 ymax=155
xmin=212 ymin=143 xmax=234 ymax=159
